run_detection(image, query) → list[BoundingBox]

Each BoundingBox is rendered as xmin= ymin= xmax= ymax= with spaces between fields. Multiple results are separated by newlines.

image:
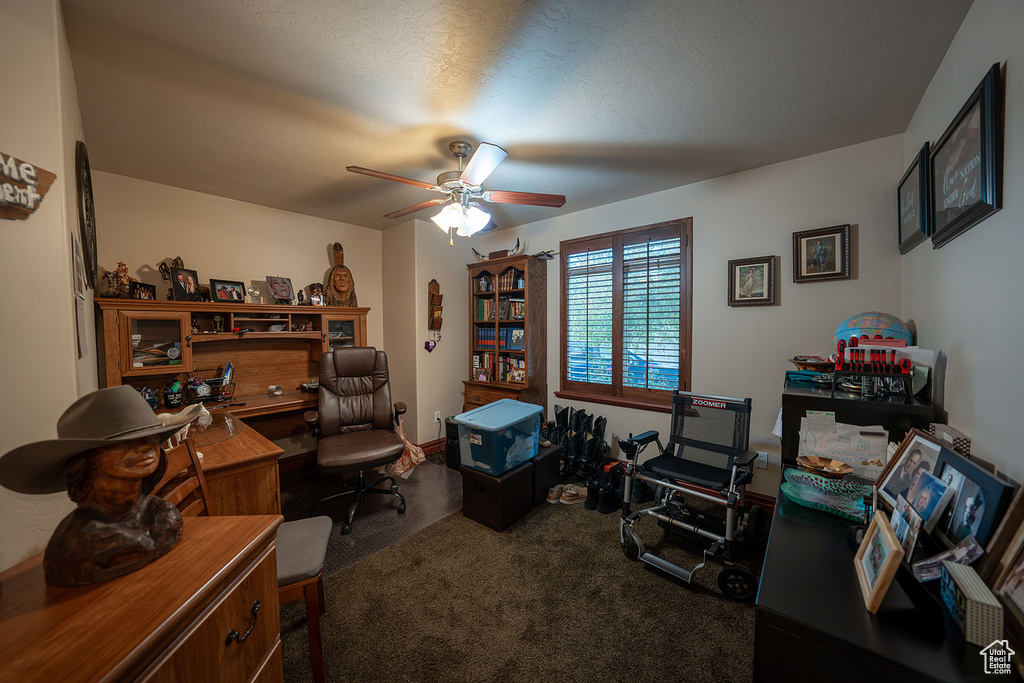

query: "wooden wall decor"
xmin=428 ymin=279 xmax=443 ymax=330
xmin=324 ymin=242 xmax=358 ymax=306
xmin=0 ymin=151 xmax=56 ymax=220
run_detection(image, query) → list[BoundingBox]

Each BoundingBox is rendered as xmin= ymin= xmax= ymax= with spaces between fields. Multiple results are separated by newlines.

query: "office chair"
xmin=159 ymin=439 xmax=332 ymax=683
xmin=305 ymin=347 xmax=408 ymax=534
xmin=618 ymin=390 xmax=763 ymax=601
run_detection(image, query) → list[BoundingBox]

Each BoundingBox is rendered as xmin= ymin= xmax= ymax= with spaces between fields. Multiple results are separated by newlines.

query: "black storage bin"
xmin=444 ymin=417 xmax=461 ymax=470
xmin=461 ymin=460 xmax=534 ymax=531
xmin=530 ymin=444 xmax=562 ymax=507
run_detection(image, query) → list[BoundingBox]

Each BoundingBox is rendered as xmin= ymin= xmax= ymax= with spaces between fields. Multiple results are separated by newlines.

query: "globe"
xmin=834 ymin=311 xmax=913 ymax=347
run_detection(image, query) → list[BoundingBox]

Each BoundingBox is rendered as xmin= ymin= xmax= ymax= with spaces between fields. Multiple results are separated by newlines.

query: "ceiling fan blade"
xmin=383 ymin=198 xmax=448 ymax=219
xmin=347 ymin=166 xmax=439 ymax=191
xmin=482 ymin=190 xmax=566 ymax=208
xmin=460 ymin=143 xmax=508 ymax=187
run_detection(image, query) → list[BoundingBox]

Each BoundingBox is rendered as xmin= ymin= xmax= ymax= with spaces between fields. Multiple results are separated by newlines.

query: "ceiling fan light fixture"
xmin=463 ymin=203 xmax=490 ymax=236
xmin=431 ymin=202 xmax=464 ymax=231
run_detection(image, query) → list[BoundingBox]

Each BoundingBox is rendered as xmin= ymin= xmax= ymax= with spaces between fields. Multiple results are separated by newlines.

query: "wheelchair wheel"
xmin=717 ymin=565 xmax=756 ymax=602
xmin=744 ymin=504 xmax=764 ymax=548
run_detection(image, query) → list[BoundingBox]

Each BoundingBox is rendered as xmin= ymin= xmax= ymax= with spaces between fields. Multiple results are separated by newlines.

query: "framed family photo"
xmin=130 ymin=281 xmax=156 ymax=300
xmin=855 ymin=510 xmax=904 ymax=613
xmin=876 ymin=428 xmax=946 ymax=510
xmin=170 ymin=267 xmax=202 ymax=302
xmin=930 ymin=63 xmax=1003 ymax=249
xmin=210 ymin=279 xmax=246 ymax=301
xmin=792 ymin=224 xmax=851 ymax=283
xmin=897 ymin=143 xmax=931 ymax=254
xmin=933 ymin=446 xmax=1016 ymax=549
xmin=727 ymin=255 xmax=776 ymax=307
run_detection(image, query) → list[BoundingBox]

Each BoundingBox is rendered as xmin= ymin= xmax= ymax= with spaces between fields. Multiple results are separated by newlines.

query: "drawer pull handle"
xmin=225 ymin=599 xmax=261 ymax=646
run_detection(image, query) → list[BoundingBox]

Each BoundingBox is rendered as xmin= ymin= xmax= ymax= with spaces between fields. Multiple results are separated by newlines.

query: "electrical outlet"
xmin=434 ymin=411 xmax=441 ymax=423
xmin=755 ymin=451 xmax=769 ymax=470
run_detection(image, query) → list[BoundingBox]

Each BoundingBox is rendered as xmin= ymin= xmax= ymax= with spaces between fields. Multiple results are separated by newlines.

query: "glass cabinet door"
xmin=327 ymin=318 xmax=355 ymax=350
xmin=119 ymin=311 xmax=192 ymax=375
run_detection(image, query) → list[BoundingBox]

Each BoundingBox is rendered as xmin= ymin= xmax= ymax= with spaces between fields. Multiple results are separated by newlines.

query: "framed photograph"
xmin=996 ymin=541 xmax=1024 ymax=672
xmin=876 ymin=428 xmax=946 ymax=510
xmin=508 ymin=327 xmax=526 ymax=351
xmin=792 ymin=224 xmax=851 ymax=283
xmin=210 ymin=279 xmax=246 ymax=301
xmin=907 ymin=469 xmax=954 ymax=533
xmin=130 ymin=281 xmax=156 ymax=300
xmin=898 ymin=143 xmax=932 ymax=254
xmin=934 ymin=446 xmax=1017 ymax=549
xmin=170 ymin=267 xmax=202 ymax=301
xmin=727 ymin=255 xmax=776 ymax=307
xmin=265 ymin=276 xmax=294 ymax=302
xmin=508 ymin=367 xmax=526 ymax=383
xmin=474 ymin=368 xmax=490 ymax=382
xmin=891 ymin=495 xmax=924 ymax=560
xmin=976 ymin=488 xmax=1024 ymax=584
xmin=930 ymin=63 xmax=1003 ymax=249
xmin=854 ymin=510 xmax=905 ymax=613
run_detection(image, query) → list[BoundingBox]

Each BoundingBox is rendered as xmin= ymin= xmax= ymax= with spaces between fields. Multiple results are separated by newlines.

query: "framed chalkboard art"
xmin=930 ymin=63 xmax=1003 ymax=249
xmin=897 ymin=143 xmax=931 ymax=254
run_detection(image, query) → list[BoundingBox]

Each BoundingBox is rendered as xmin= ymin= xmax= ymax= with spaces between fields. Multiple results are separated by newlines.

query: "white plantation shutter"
xmin=565 ymin=247 xmax=613 ymax=384
xmin=622 ymin=236 xmax=681 ymax=390
xmin=560 ymin=219 xmax=690 ymax=406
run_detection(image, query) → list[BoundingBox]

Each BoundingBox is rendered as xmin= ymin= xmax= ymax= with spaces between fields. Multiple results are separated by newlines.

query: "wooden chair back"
xmin=154 ymin=438 xmax=211 ymax=517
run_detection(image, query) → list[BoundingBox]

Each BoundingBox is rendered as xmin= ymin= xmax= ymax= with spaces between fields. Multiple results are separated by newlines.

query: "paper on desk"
xmin=772 ymin=406 xmax=783 ymax=438
xmin=798 ymin=418 xmax=888 ymax=479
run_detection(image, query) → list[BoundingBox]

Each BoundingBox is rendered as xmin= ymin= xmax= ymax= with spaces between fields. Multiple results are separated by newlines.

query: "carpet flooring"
xmin=279 ymin=494 xmax=757 ymax=682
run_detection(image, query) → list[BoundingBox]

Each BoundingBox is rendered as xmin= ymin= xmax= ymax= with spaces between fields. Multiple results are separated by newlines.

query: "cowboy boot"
xmin=577 ymin=435 xmax=600 ymax=480
xmin=565 ymin=431 xmax=586 ymax=479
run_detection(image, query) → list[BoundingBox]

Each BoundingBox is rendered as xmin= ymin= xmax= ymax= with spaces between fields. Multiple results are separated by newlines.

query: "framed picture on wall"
xmin=897 ymin=143 xmax=932 ymax=254
xmin=930 ymin=63 xmax=1003 ymax=248
xmin=727 ymin=255 xmax=776 ymax=307
xmin=792 ymin=224 xmax=851 ymax=283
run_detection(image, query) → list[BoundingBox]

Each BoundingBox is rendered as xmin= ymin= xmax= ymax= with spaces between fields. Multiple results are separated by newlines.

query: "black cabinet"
xmin=780 ymin=384 xmax=935 ymax=469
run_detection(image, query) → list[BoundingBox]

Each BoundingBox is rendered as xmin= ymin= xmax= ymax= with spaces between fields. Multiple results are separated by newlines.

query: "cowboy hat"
xmin=0 ymin=385 xmax=199 ymax=495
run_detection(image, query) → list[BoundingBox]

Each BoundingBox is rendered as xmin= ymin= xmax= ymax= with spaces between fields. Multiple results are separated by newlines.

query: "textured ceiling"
xmin=62 ymin=0 xmax=973 ymax=232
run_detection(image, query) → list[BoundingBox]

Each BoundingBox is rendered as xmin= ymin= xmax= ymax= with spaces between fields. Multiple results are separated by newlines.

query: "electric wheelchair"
xmin=618 ymin=390 xmax=764 ymax=601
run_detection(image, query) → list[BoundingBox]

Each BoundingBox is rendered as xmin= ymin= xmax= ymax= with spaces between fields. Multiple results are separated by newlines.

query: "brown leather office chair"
xmin=160 ymin=439 xmax=332 ymax=683
xmin=306 ymin=347 xmax=407 ymax=535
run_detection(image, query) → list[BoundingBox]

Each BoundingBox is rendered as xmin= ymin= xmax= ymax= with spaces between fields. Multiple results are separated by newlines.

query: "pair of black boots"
xmin=584 ymin=463 xmax=624 ymax=514
xmin=548 ymin=405 xmax=608 ymax=480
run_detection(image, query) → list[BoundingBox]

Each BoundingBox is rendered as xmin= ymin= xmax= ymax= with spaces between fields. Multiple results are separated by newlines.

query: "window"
xmin=558 ymin=218 xmax=692 ymax=411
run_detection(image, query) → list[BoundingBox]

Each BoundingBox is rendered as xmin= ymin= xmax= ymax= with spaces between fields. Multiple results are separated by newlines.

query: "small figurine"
xmin=324 ymin=242 xmax=358 ymax=306
xmin=0 ymin=386 xmax=199 ymax=587
xmin=100 ymin=261 xmax=137 ymax=298
xmin=308 ymin=283 xmax=324 ymax=306
xmin=297 ymin=290 xmax=305 ymax=305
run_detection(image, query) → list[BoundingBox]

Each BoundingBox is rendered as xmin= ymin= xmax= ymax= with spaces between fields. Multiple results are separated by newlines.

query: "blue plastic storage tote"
xmin=453 ymin=399 xmax=543 ymax=475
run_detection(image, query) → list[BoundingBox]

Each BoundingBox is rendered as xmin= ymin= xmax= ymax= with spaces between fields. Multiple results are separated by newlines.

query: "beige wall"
xmin=0 ymin=0 xmax=87 ymax=570
xmin=480 ymin=135 xmax=905 ymax=493
xmin=902 ymin=0 xmax=1023 ymax=479
xmin=91 ymin=171 xmax=385 ymax=348
xmin=382 ymin=221 xmax=419 ymax=436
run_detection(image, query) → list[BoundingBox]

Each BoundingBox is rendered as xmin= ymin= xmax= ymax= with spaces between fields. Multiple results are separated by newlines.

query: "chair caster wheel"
xmin=717 ymin=565 xmax=756 ymax=602
xmin=621 ymin=527 xmax=641 ymax=560
xmin=391 ymin=482 xmax=399 ymax=493
xmin=341 ymin=524 xmax=353 ymax=535
xmin=397 ymin=503 xmax=406 ymax=514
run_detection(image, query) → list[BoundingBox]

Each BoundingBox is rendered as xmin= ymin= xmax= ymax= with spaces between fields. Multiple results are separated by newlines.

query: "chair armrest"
xmin=303 ymin=410 xmax=318 ymax=427
xmin=627 ymin=430 xmax=659 ymax=446
xmin=394 ymin=402 xmax=407 ymax=417
xmin=618 ymin=430 xmax=659 ymax=460
xmin=734 ymin=450 xmax=758 ymax=466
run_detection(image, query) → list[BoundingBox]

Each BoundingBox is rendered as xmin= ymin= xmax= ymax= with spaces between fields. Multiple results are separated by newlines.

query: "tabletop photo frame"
xmin=728 ymin=255 xmax=776 ymax=306
xmin=876 ymin=428 xmax=946 ymax=511
xmin=792 ymin=224 xmax=850 ymax=283
xmin=855 ymin=510 xmax=904 ymax=613
xmin=933 ymin=445 xmax=1016 ymax=549
xmin=897 ymin=143 xmax=931 ymax=254
xmin=930 ymin=62 xmax=1003 ymax=248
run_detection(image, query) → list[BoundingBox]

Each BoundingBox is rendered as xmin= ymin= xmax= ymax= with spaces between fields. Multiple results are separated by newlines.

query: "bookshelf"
xmin=464 ymin=254 xmax=547 ymax=413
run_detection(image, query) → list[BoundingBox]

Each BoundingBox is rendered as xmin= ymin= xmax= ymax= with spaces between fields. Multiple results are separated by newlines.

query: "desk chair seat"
xmin=317 ymin=430 xmax=405 ymax=471
xmin=645 ymin=453 xmax=753 ymax=491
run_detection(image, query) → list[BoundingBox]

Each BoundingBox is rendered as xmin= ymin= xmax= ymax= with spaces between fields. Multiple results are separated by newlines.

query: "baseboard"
xmin=418 ymin=438 xmax=444 ymax=456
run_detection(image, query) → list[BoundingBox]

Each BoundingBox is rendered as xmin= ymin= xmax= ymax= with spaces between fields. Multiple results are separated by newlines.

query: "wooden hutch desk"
xmin=191 ymin=414 xmax=284 ymax=516
xmin=0 ymin=515 xmax=283 ymax=683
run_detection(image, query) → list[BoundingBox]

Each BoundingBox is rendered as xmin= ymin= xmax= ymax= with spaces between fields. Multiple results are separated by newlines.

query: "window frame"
xmin=557 ymin=218 xmax=692 ymax=413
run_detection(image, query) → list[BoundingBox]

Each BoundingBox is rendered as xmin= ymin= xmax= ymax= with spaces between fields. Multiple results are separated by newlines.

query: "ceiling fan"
xmin=347 ymin=141 xmax=566 ymax=244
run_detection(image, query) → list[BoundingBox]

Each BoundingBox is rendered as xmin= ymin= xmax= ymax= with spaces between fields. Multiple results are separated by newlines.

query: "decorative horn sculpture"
xmin=471 ymin=247 xmax=489 ymax=261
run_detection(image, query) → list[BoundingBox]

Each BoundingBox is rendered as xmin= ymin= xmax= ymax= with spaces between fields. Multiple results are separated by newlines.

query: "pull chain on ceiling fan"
xmin=347 ymin=141 xmax=566 ymax=245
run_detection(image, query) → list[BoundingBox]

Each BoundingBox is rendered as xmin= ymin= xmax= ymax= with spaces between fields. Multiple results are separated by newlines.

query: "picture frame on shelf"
xmin=934 ymin=446 xmax=1016 ymax=549
xmin=210 ymin=279 xmax=246 ymax=301
xmin=792 ymin=224 xmax=851 ymax=283
xmin=474 ymin=368 xmax=490 ymax=383
xmin=898 ymin=143 xmax=932 ymax=254
xmin=855 ymin=510 xmax=904 ymax=613
xmin=930 ymin=63 xmax=1003 ymax=249
xmin=508 ymin=327 xmax=526 ymax=351
xmin=265 ymin=275 xmax=294 ymax=303
xmin=130 ymin=281 xmax=156 ymax=301
xmin=876 ymin=428 xmax=946 ymax=510
xmin=508 ymin=367 xmax=526 ymax=383
xmin=727 ymin=255 xmax=776 ymax=306
xmin=170 ymin=266 xmax=203 ymax=302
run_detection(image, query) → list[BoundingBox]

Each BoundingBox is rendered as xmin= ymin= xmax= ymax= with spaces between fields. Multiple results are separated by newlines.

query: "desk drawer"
xmin=144 ymin=544 xmax=280 ymax=682
xmin=463 ymin=384 xmax=520 ymax=410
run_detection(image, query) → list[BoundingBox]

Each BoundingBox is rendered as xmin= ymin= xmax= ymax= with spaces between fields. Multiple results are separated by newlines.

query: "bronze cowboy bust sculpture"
xmin=0 ymin=386 xmax=197 ymax=587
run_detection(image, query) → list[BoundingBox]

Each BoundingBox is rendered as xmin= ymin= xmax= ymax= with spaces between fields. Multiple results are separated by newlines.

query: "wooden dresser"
xmin=0 ymin=515 xmax=283 ymax=682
